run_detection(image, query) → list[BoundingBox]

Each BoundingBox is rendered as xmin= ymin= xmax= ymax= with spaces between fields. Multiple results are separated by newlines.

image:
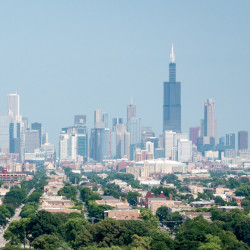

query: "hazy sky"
xmin=0 ymin=1 xmax=249 ymax=146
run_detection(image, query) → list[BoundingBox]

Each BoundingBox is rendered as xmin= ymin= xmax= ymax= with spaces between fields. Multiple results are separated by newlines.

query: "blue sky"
xmin=0 ymin=1 xmax=249 ymax=145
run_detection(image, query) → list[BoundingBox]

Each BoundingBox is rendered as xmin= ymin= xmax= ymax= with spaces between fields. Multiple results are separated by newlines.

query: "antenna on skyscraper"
xmin=131 ymin=96 xmax=133 ymax=104
xmin=170 ymin=43 xmax=175 ymax=63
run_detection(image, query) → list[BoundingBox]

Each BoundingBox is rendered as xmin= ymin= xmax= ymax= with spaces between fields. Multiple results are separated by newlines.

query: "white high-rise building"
xmin=94 ymin=109 xmax=105 ymax=129
xmin=59 ymin=132 xmax=69 ymax=160
xmin=164 ymin=130 xmax=189 ymax=160
xmin=164 ymin=130 xmax=175 ymax=159
xmin=8 ymin=93 xmax=21 ymax=122
xmin=146 ymin=141 xmax=154 ymax=155
xmin=116 ymin=124 xmax=130 ymax=159
xmin=174 ymin=133 xmax=188 ymax=146
xmin=0 ymin=114 xmax=10 ymax=150
xmin=177 ymin=139 xmax=192 ymax=162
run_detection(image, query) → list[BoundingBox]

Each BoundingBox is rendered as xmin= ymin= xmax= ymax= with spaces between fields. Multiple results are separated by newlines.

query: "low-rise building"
xmin=104 ymin=209 xmax=141 ymax=220
xmin=181 ymin=212 xmax=212 ymax=221
xmin=190 ymin=200 xmax=215 ymax=208
xmin=218 ymin=206 xmax=244 ymax=212
xmin=96 ymin=196 xmax=130 ymax=210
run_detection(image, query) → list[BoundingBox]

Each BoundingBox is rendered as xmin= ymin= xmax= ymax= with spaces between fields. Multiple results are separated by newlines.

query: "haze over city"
xmin=0 ymin=1 xmax=249 ymax=145
xmin=0 ymin=2 xmax=250 ymax=250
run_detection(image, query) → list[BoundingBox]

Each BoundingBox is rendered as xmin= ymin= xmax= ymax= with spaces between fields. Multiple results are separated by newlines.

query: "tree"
xmin=226 ymin=178 xmax=241 ymax=189
xmin=241 ymin=197 xmax=250 ymax=212
xmin=4 ymin=187 xmax=26 ymax=207
xmin=160 ymin=174 xmax=178 ymax=185
xmin=20 ymin=202 xmax=38 ymax=218
xmin=4 ymin=218 xmax=30 ymax=248
xmin=26 ymin=191 xmax=42 ymax=203
xmin=58 ymin=185 xmax=77 ymax=200
xmin=156 ymin=206 xmax=169 ymax=222
xmin=214 ymin=196 xmax=226 ymax=206
xmin=129 ymin=234 xmax=152 ymax=249
xmin=27 ymin=210 xmax=64 ymax=241
xmin=235 ymin=185 xmax=250 ymax=196
xmin=80 ymin=187 xmax=102 ymax=203
xmin=91 ymin=220 xmax=125 ymax=247
xmin=63 ymin=217 xmax=90 ymax=244
xmin=165 ymin=212 xmax=182 ymax=229
xmin=127 ymin=191 xmax=140 ymax=206
xmin=87 ymin=202 xmax=113 ymax=220
xmin=151 ymin=187 xmax=177 ymax=198
xmin=31 ymin=234 xmax=63 ymax=249
xmin=240 ymin=177 xmax=249 ymax=184
xmin=103 ymin=189 xmax=121 ymax=199
xmin=198 ymin=234 xmax=222 ymax=250
xmin=137 ymin=207 xmax=159 ymax=223
xmin=149 ymin=229 xmax=174 ymax=250
xmin=74 ymin=227 xmax=93 ymax=249
xmin=0 ymin=205 xmax=12 ymax=226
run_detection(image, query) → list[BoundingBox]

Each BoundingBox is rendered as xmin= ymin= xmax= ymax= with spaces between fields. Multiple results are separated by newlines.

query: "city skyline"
xmin=0 ymin=1 xmax=249 ymax=145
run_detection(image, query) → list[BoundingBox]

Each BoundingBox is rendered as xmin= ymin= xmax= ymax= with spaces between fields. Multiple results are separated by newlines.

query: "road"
xmin=0 ymin=188 xmax=35 ymax=248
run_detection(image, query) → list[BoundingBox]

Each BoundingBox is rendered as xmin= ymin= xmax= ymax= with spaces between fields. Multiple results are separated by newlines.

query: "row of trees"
xmin=0 ymin=166 xmax=48 ymax=227
xmin=3 ymin=209 xmax=249 ymax=250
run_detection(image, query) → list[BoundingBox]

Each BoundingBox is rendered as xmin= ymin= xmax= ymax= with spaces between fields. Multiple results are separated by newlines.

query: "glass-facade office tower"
xmin=226 ymin=133 xmax=235 ymax=149
xmin=8 ymin=93 xmax=20 ymax=122
xmin=24 ymin=130 xmax=40 ymax=153
xmin=9 ymin=122 xmax=21 ymax=154
xmin=189 ymin=127 xmax=200 ymax=145
xmin=102 ymin=113 xmax=109 ymax=128
xmin=238 ymin=131 xmax=248 ymax=150
xmin=76 ymin=123 xmax=88 ymax=161
xmin=202 ymin=98 xmax=217 ymax=145
xmin=112 ymin=118 xmax=123 ymax=131
xmin=0 ymin=114 xmax=10 ymax=151
xmin=127 ymin=102 xmax=136 ymax=121
xmin=31 ymin=122 xmax=42 ymax=146
xmin=163 ymin=44 xmax=181 ymax=133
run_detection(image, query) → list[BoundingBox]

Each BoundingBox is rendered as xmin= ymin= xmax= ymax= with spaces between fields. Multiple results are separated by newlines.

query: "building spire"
xmin=170 ymin=43 xmax=175 ymax=63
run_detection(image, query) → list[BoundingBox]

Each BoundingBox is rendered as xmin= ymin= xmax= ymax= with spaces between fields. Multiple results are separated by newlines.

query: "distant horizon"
xmin=0 ymin=1 xmax=249 ymax=146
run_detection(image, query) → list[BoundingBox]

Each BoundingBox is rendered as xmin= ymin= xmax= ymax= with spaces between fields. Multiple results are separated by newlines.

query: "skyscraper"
xmin=8 ymin=93 xmax=20 ymax=122
xmin=0 ymin=114 xmax=10 ymax=151
xmin=238 ymin=131 xmax=248 ymax=150
xmin=112 ymin=118 xmax=123 ymax=131
xmin=74 ymin=114 xmax=86 ymax=125
xmin=94 ymin=109 xmax=105 ymax=129
xmin=31 ymin=122 xmax=42 ymax=146
xmin=127 ymin=98 xmax=136 ymax=121
xmin=163 ymin=44 xmax=181 ymax=133
xmin=24 ymin=130 xmax=40 ymax=153
xmin=115 ymin=123 xmax=130 ymax=159
xmin=102 ymin=113 xmax=109 ymax=128
xmin=201 ymin=98 xmax=217 ymax=145
xmin=189 ymin=127 xmax=200 ymax=145
xmin=226 ymin=133 xmax=235 ymax=149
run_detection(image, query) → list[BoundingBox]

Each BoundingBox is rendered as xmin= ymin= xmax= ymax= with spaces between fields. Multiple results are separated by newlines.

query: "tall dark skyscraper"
xmin=163 ymin=44 xmax=181 ymax=133
xmin=31 ymin=122 xmax=42 ymax=146
xmin=226 ymin=133 xmax=235 ymax=149
xmin=238 ymin=131 xmax=248 ymax=150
